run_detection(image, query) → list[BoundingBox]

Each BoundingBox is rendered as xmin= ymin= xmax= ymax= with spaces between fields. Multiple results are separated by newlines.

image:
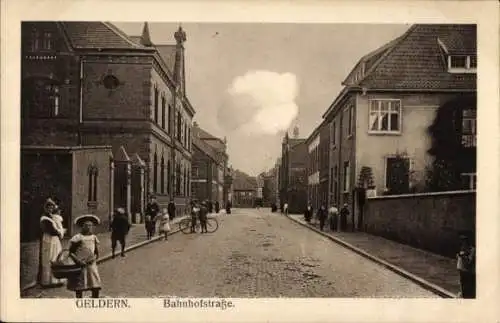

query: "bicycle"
xmin=179 ymin=216 xmax=219 ymax=234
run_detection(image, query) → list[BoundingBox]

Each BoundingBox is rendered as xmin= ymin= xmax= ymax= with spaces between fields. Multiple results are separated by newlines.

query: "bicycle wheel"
xmin=205 ymin=218 xmax=219 ymax=233
xmin=179 ymin=218 xmax=192 ymax=234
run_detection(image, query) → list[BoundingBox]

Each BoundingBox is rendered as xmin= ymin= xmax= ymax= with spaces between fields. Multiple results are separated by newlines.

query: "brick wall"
xmin=21 ymin=150 xmax=73 ymax=242
xmin=72 ymin=147 xmax=112 ymax=235
xmin=82 ymin=60 xmax=151 ymax=120
xmin=363 ymin=191 xmax=475 ymax=257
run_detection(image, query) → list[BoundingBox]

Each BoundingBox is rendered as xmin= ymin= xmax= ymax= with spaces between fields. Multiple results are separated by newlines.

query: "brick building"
xmin=190 ymin=123 xmax=228 ymax=206
xmin=278 ymin=127 xmax=308 ymax=214
xmin=21 ymin=21 xmax=197 ymax=240
xmin=316 ymin=24 xmax=477 ymax=230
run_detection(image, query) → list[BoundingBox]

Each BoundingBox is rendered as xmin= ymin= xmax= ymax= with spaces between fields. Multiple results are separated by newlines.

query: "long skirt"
xmin=67 ymin=261 xmax=102 ymax=291
xmin=39 ymin=234 xmax=65 ymax=287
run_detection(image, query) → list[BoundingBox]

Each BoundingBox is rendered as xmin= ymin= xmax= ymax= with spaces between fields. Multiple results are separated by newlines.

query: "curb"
xmin=21 ymin=217 xmax=189 ymax=294
xmin=286 ymin=214 xmax=457 ymax=299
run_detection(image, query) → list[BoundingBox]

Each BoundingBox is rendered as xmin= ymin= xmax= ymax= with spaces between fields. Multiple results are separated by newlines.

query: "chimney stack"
xmin=140 ymin=22 xmax=153 ymax=47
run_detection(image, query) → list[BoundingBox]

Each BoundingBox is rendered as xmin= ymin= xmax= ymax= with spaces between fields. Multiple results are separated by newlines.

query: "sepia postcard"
xmin=1 ymin=0 xmax=499 ymax=322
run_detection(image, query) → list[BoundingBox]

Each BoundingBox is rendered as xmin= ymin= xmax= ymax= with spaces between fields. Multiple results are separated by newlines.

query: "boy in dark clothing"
xmin=168 ymin=200 xmax=176 ymax=220
xmin=340 ymin=204 xmax=349 ymax=231
xmin=145 ymin=215 xmax=155 ymax=239
xmin=110 ymin=208 xmax=131 ymax=258
xmin=199 ymin=202 xmax=209 ymax=233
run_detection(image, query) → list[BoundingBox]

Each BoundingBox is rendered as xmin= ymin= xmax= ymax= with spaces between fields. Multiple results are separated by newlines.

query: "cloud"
xmin=218 ymin=70 xmax=299 ymax=135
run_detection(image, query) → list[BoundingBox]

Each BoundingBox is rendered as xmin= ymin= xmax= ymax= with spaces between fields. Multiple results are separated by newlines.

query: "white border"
xmin=2 ymin=1 xmax=500 ymax=323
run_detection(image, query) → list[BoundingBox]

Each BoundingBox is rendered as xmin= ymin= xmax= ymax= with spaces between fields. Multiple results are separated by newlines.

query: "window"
xmin=177 ymin=112 xmax=182 ymax=141
xmin=333 ymin=165 xmax=338 ymax=203
xmin=42 ymin=32 xmax=53 ymax=50
xmin=23 ymin=79 xmax=60 ymax=118
xmin=30 ymin=30 xmax=40 ymax=51
xmin=385 ymin=156 xmax=410 ymax=194
xmin=187 ymin=127 xmax=190 ymax=150
xmin=153 ymin=153 xmax=158 ymax=192
xmin=87 ymin=166 xmax=98 ymax=203
xmin=168 ymin=105 xmax=173 ymax=134
xmin=369 ymin=100 xmax=401 ymax=133
xmin=343 ymin=161 xmax=350 ymax=192
xmin=346 ymin=105 xmax=354 ymax=136
xmin=461 ymin=108 xmax=476 ymax=148
xmin=161 ymin=96 xmax=166 ymax=129
xmin=160 ymin=155 xmax=165 ymax=194
xmin=184 ymin=121 xmax=188 ymax=146
xmin=330 ymin=167 xmax=334 ymax=192
xmin=176 ymin=163 xmax=181 ymax=195
xmin=461 ymin=173 xmax=476 ymax=190
xmin=153 ymin=86 xmax=159 ymax=123
xmin=448 ymin=55 xmax=477 ymax=72
xmin=192 ymin=167 xmax=199 ymax=178
xmin=331 ymin=121 xmax=336 ymax=147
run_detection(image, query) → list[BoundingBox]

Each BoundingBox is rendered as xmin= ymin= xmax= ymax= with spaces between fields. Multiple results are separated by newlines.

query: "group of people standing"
xmin=304 ymin=203 xmax=350 ymax=232
xmin=144 ymin=195 xmax=173 ymax=241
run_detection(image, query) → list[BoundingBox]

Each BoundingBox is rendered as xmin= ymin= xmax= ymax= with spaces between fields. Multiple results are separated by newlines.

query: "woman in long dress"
xmin=158 ymin=208 xmax=171 ymax=241
xmin=38 ymin=198 xmax=66 ymax=288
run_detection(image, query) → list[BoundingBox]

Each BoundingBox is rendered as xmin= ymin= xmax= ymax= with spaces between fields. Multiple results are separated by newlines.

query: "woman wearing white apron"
xmin=38 ymin=198 xmax=66 ymax=288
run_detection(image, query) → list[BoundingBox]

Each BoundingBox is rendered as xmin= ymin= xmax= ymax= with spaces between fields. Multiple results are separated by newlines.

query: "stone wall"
xmin=363 ymin=191 xmax=476 ymax=257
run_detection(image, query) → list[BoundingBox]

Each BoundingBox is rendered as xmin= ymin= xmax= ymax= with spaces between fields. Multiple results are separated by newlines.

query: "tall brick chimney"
xmin=173 ymin=25 xmax=187 ymax=94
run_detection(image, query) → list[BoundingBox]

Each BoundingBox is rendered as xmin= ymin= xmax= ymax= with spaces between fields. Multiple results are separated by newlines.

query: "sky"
xmin=114 ymin=22 xmax=410 ymax=176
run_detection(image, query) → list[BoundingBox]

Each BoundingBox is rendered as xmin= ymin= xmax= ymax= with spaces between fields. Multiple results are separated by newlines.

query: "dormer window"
xmin=447 ymin=55 xmax=477 ymax=73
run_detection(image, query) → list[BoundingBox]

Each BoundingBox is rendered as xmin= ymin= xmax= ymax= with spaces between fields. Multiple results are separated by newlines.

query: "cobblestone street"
xmin=25 ymin=209 xmax=438 ymax=298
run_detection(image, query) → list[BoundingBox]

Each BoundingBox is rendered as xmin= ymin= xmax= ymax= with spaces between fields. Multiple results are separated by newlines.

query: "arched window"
xmin=88 ymin=165 xmax=98 ymax=203
xmin=160 ymin=155 xmax=165 ymax=194
xmin=153 ymin=152 xmax=158 ymax=193
xmin=22 ymin=78 xmax=60 ymax=118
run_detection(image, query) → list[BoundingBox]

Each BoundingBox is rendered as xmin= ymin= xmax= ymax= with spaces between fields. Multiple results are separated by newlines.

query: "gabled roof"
xmin=60 ymin=22 xmax=150 ymax=50
xmin=130 ymin=34 xmax=177 ymax=75
xmin=356 ymin=24 xmax=477 ymax=90
xmin=193 ymin=125 xmax=219 ymax=141
xmin=193 ymin=135 xmax=220 ymax=163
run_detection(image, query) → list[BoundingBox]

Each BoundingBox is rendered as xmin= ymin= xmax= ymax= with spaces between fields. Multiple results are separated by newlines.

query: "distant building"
xmin=190 ymin=123 xmax=228 ymax=206
xmin=232 ymin=170 xmax=257 ymax=208
xmin=316 ymin=24 xmax=476 ymax=229
xmin=278 ymin=127 xmax=308 ymax=214
xmin=20 ymin=21 xmax=196 ymax=240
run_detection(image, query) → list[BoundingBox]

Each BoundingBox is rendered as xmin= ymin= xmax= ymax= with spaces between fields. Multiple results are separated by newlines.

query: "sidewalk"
xmin=287 ymin=214 xmax=460 ymax=297
xmin=21 ymin=215 xmax=188 ymax=295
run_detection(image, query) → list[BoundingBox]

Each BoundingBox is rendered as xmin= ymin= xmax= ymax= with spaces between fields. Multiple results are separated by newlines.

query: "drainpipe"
xmin=78 ymin=59 xmax=84 ymax=146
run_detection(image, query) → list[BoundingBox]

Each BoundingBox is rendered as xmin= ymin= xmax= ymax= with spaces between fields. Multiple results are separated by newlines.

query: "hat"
xmin=115 ymin=207 xmax=126 ymax=215
xmin=74 ymin=214 xmax=100 ymax=227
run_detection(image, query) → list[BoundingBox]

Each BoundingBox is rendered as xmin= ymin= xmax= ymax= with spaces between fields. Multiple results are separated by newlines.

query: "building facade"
xmin=318 ymin=24 xmax=477 ymax=230
xmin=232 ymin=170 xmax=257 ymax=208
xmin=190 ymin=124 xmax=228 ymax=206
xmin=278 ymin=127 xmax=308 ymax=214
xmin=21 ymin=21 xmax=196 ymax=237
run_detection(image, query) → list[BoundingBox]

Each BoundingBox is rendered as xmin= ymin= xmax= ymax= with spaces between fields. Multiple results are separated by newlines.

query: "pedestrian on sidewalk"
xmin=168 ymin=199 xmax=176 ymax=220
xmin=340 ymin=204 xmax=349 ymax=232
xmin=158 ymin=208 xmax=171 ymax=241
xmin=317 ymin=205 xmax=327 ymax=231
xmin=283 ymin=202 xmax=289 ymax=216
xmin=304 ymin=204 xmax=313 ymax=223
xmin=191 ymin=201 xmax=200 ymax=233
xmin=110 ymin=208 xmax=130 ymax=258
xmin=39 ymin=198 xmax=66 ymax=288
xmin=226 ymin=201 xmax=232 ymax=214
xmin=67 ymin=214 xmax=102 ymax=299
xmin=328 ymin=205 xmax=339 ymax=232
xmin=215 ymin=201 xmax=220 ymax=214
xmin=145 ymin=215 xmax=155 ymax=240
xmin=457 ymin=230 xmax=475 ymax=298
xmin=199 ymin=201 xmax=209 ymax=233
xmin=145 ymin=195 xmax=160 ymax=237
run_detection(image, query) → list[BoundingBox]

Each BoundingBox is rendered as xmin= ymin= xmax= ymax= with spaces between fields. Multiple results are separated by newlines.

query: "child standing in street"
xmin=145 ymin=215 xmax=155 ymax=240
xmin=67 ymin=214 xmax=102 ymax=299
xmin=158 ymin=208 xmax=171 ymax=241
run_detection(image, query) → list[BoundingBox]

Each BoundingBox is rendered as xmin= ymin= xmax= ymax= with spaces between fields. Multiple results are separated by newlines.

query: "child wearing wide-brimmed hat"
xmin=67 ymin=214 xmax=102 ymax=298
